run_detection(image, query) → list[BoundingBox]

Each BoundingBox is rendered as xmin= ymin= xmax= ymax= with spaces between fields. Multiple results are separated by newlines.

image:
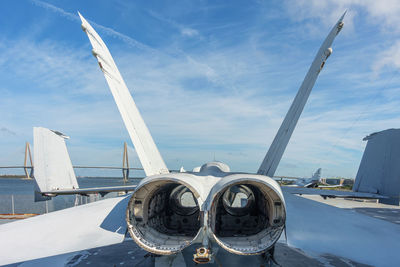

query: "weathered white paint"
xmin=0 ymin=195 xmax=130 ymax=265
xmin=258 ymin=12 xmax=346 ymax=177
xmin=33 ymin=127 xmax=78 ymax=192
xmin=78 ymin=13 xmax=169 ymax=177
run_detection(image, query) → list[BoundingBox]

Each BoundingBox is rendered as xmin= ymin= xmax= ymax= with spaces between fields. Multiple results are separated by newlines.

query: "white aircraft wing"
xmin=258 ymin=12 xmax=345 ymax=177
xmin=0 ymin=195 xmax=130 ymax=265
xmin=78 ymin=12 xmax=169 ymax=177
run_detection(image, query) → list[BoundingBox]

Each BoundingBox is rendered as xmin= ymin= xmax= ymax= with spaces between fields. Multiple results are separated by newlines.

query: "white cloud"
xmin=181 ymin=28 xmax=199 ymax=37
xmin=373 ymin=40 xmax=400 ymax=74
xmin=283 ymin=0 xmax=400 ymax=30
xmin=147 ymin=10 xmax=200 ymax=38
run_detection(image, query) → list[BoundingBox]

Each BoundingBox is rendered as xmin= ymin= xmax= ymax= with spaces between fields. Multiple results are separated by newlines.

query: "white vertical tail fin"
xmin=78 ymin=12 xmax=169 ymax=177
xmin=312 ymin=168 xmax=322 ymax=180
xmin=33 ymin=127 xmax=78 ymax=201
xmin=258 ymin=12 xmax=346 ymax=177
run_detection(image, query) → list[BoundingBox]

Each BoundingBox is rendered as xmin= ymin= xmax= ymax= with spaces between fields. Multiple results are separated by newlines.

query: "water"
xmin=0 ymin=177 xmax=141 ymax=214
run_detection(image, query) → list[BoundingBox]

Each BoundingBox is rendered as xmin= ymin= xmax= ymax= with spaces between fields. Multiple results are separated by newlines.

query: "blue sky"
xmin=0 ymin=0 xmax=399 ymax=178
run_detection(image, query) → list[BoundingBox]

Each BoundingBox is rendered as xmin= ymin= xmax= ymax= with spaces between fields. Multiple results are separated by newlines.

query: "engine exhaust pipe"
xmin=208 ymin=176 xmax=286 ymax=255
xmin=126 ymin=179 xmax=202 ymax=255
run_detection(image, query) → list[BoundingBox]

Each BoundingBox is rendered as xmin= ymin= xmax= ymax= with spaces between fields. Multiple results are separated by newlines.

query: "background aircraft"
xmin=283 ymin=168 xmax=345 ymax=189
xmin=284 ymin=168 xmax=322 ymax=188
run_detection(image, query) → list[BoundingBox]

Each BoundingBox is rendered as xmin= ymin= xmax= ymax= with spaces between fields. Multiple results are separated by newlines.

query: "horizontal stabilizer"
xmin=78 ymin=12 xmax=169 ymax=177
xmin=282 ymin=186 xmax=387 ymax=199
xmin=41 ymin=185 xmax=137 ymax=197
xmin=33 ymin=127 xmax=78 ymax=201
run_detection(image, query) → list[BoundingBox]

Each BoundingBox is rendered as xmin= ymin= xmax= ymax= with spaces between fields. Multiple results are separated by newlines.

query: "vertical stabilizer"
xmin=312 ymin=168 xmax=322 ymax=180
xmin=78 ymin=12 xmax=168 ymax=177
xmin=258 ymin=12 xmax=345 ymax=177
xmin=33 ymin=127 xmax=78 ymax=201
xmin=354 ymin=129 xmax=400 ymax=205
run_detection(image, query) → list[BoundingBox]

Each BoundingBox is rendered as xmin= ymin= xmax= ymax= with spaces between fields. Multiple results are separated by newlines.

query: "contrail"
xmin=30 ymin=0 xmax=154 ymax=52
xmin=30 ymin=0 xmax=216 ymax=82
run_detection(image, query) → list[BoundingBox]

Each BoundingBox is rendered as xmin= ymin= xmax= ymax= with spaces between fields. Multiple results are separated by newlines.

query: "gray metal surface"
xmin=354 ymin=128 xmax=400 ymax=205
xmin=354 ymin=208 xmax=400 ymax=225
xmin=299 ymin=194 xmax=400 ymax=224
xmin=69 ymin=239 xmax=371 ymax=267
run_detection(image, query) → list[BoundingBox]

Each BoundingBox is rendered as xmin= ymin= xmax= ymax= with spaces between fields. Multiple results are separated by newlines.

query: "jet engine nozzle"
xmin=208 ymin=176 xmax=286 ymax=255
xmin=126 ymin=179 xmax=202 ymax=255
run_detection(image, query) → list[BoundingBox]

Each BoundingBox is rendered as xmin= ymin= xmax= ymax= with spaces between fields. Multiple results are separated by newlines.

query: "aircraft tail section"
xmin=78 ymin=12 xmax=169 ymax=177
xmin=312 ymin=168 xmax=322 ymax=180
xmin=354 ymin=129 xmax=400 ymax=205
xmin=33 ymin=127 xmax=78 ymax=201
xmin=257 ymin=12 xmax=345 ymax=177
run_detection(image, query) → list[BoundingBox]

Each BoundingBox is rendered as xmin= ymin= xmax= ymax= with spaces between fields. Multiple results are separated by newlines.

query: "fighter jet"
xmin=1 ymin=11 xmax=398 ymax=267
xmin=285 ymin=168 xmax=322 ymax=188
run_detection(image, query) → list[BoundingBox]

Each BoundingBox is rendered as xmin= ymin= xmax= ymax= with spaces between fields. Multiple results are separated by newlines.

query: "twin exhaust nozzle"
xmin=125 ymin=175 xmax=286 ymax=262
